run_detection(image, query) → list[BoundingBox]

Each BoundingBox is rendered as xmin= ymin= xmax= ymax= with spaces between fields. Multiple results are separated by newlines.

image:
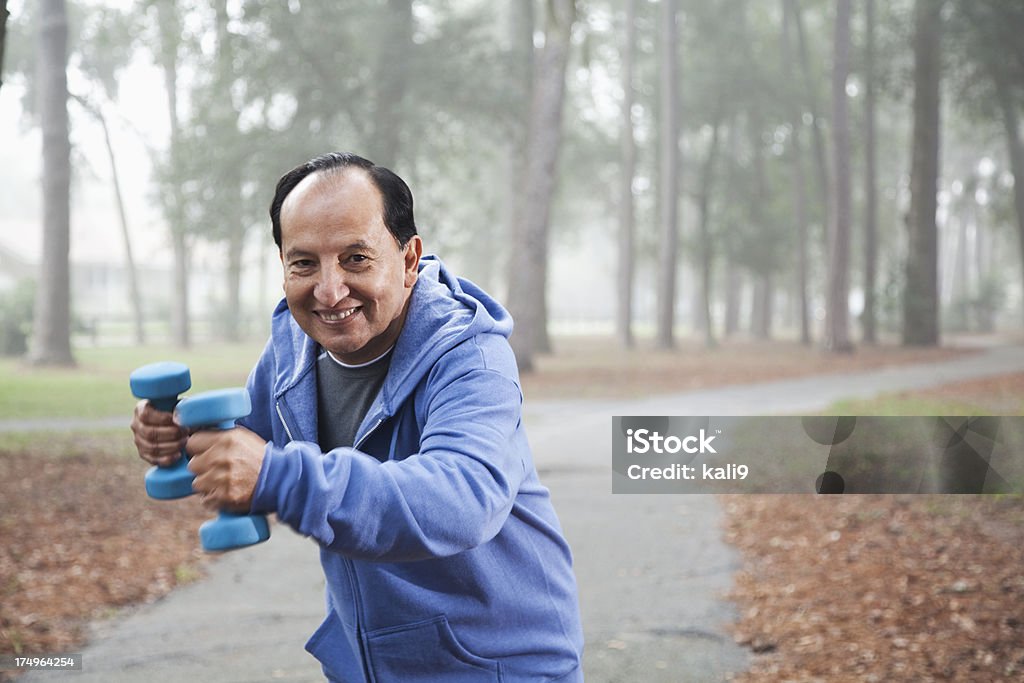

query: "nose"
xmin=314 ymin=264 xmax=349 ymax=306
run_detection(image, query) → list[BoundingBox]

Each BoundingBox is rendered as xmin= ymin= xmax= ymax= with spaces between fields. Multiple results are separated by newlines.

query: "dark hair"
xmin=269 ymin=152 xmax=417 ymax=249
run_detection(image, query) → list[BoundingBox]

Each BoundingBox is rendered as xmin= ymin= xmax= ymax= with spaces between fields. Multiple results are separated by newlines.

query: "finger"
xmin=192 ymin=471 xmax=225 ymax=510
xmin=133 ymin=431 xmax=186 ymax=466
xmin=138 ymin=447 xmax=184 ymax=468
xmin=191 ymin=468 xmax=211 ymax=493
xmin=184 ymin=431 xmax=219 ymax=459
xmin=133 ymin=429 xmax=186 ymax=452
xmin=132 ymin=404 xmax=187 ymax=448
xmin=188 ymin=454 xmax=222 ymax=482
xmin=136 ymin=422 xmax=188 ymax=446
xmin=150 ymin=448 xmax=186 ymax=468
xmin=133 ymin=424 xmax=187 ymax=455
xmin=199 ymin=489 xmax=222 ymax=511
xmin=136 ymin=399 xmax=179 ymax=425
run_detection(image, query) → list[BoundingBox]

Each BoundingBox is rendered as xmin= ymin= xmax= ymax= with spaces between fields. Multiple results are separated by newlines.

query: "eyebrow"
xmin=283 ymin=248 xmax=314 ymax=261
xmin=345 ymin=240 xmax=375 ymax=253
xmin=284 ymin=241 xmax=377 ymax=261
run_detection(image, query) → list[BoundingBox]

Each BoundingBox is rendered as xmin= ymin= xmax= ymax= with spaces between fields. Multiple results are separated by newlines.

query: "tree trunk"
xmin=752 ymin=272 xmax=774 ymax=339
xmin=697 ymin=114 xmax=722 ymax=348
xmin=826 ymin=0 xmax=854 ymax=353
xmin=157 ymin=0 xmax=190 ymax=348
xmin=97 ymin=103 xmax=145 ymax=345
xmin=749 ymin=275 xmax=762 ymax=335
xmin=1 ymin=0 xmax=10 ymax=94
xmin=497 ymin=0 xmax=534 ymax=297
xmin=655 ymin=0 xmax=680 ymax=349
xmin=949 ymin=212 xmax=969 ymax=329
xmin=226 ymin=231 xmax=244 ymax=341
xmin=507 ymin=0 xmax=575 ymax=372
xmin=748 ymin=109 xmax=773 ymax=340
xmin=993 ymin=73 xmax=1024 ymax=328
xmin=30 ymin=0 xmax=74 ymax=366
xmin=371 ymin=0 xmax=413 ymax=169
xmin=725 ymin=265 xmax=741 ymax=336
xmin=171 ymin=231 xmax=189 ymax=346
xmin=617 ymin=0 xmax=637 ymax=348
xmin=781 ymin=0 xmax=811 ymax=345
xmin=862 ymin=0 xmax=878 ymax=344
xmin=215 ymin=0 xmax=245 ymax=342
xmin=790 ymin=0 xmax=831 ymax=250
xmin=902 ymin=0 xmax=942 ymax=346
xmin=749 ymin=273 xmax=773 ymax=338
xmin=723 ymin=118 xmax=742 ymax=338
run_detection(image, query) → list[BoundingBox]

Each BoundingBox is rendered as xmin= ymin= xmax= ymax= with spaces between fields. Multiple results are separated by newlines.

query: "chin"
xmin=323 ymin=338 xmax=364 ymax=356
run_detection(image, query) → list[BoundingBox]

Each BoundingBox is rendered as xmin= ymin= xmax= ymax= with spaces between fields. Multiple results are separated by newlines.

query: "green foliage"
xmin=947 ymin=0 xmax=1024 ymax=122
xmin=0 ymin=279 xmax=34 ymax=356
xmin=972 ymin=272 xmax=1007 ymax=333
xmin=76 ymin=4 xmax=140 ymax=100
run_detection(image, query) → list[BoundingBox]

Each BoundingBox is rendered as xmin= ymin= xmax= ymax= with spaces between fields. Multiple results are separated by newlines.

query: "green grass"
xmin=824 ymin=395 xmax=1010 ymax=416
xmin=0 ymin=342 xmax=265 ymax=421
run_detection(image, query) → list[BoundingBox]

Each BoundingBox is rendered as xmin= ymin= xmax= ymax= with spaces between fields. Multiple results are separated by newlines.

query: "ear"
xmin=403 ymin=236 xmax=423 ymax=288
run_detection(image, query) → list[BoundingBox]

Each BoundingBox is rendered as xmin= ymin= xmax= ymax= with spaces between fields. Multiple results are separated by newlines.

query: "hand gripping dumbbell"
xmin=175 ymin=388 xmax=271 ymax=551
xmin=129 ymin=361 xmax=195 ymax=500
xmin=130 ymin=363 xmax=270 ymax=551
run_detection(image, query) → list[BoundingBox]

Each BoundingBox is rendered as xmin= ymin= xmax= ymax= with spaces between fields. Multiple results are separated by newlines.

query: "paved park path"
xmin=21 ymin=344 xmax=1024 ymax=682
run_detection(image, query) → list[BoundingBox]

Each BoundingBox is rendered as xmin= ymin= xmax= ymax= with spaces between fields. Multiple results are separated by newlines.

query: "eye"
xmin=289 ymin=259 xmax=316 ymax=271
xmin=346 ymin=254 xmax=370 ymax=266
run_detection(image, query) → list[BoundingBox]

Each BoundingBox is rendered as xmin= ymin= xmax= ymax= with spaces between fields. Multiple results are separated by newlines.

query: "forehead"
xmin=280 ymin=169 xmax=388 ymax=244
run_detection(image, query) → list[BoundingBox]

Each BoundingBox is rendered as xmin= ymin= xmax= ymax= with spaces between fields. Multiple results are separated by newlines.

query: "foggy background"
xmin=1 ymin=0 xmax=1023 ymax=365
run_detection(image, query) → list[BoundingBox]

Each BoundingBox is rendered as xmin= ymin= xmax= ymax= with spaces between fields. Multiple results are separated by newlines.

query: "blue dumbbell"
xmin=129 ymin=362 xmax=195 ymax=500
xmin=175 ymin=388 xmax=271 ymax=552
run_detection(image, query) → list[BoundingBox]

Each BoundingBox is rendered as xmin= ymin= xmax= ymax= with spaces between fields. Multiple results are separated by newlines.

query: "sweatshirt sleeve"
xmin=250 ymin=366 xmax=527 ymax=562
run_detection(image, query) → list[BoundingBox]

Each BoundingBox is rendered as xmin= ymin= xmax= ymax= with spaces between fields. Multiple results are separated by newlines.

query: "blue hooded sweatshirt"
xmin=243 ymin=256 xmax=584 ymax=682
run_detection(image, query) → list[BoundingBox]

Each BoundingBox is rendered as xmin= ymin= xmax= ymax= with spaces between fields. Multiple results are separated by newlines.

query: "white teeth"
xmin=320 ymin=308 xmax=358 ymax=322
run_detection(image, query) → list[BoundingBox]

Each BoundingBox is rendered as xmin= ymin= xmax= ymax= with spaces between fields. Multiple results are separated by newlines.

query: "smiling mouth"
xmin=317 ymin=307 xmax=361 ymax=322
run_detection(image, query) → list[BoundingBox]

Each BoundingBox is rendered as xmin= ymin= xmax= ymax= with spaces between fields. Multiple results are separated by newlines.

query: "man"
xmin=131 ymin=152 xmax=585 ymax=682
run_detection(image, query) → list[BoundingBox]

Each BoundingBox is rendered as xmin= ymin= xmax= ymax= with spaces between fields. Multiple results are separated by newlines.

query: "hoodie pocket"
xmin=305 ymin=610 xmax=365 ymax=682
xmin=364 ymin=615 xmax=502 ymax=682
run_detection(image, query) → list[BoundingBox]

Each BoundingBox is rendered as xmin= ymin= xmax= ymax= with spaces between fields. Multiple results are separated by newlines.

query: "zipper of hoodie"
xmin=342 ymin=556 xmax=373 ymax=681
xmin=346 ymin=414 xmax=382 ymax=681
xmin=353 ymin=416 xmax=384 ymax=451
xmin=275 ymin=400 xmax=295 ymax=442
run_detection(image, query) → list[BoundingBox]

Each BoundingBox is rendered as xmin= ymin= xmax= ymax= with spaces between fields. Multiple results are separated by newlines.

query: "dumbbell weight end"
xmin=144 ymin=459 xmax=195 ymax=499
xmin=200 ymin=512 xmax=271 ymax=551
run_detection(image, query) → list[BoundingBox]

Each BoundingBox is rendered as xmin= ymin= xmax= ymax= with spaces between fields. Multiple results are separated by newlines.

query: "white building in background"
xmin=0 ymin=242 xmax=35 ymax=291
xmin=0 ymin=232 xmax=274 ymax=346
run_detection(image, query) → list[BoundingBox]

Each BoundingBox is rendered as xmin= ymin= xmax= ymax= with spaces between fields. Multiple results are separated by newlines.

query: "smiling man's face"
xmin=279 ymin=169 xmax=422 ymax=364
